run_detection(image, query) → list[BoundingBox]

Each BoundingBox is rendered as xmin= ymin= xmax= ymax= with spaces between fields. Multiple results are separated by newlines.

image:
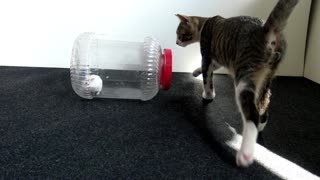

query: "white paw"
xmin=236 ymin=150 xmax=254 ymax=167
xmin=96 ymin=91 xmax=101 ymax=96
xmin=236 ymin=121 xmax=257 ymax=167
xmin=192 ymin=67 xmax=202 ymax=77
xmin=258 ymin=121 xmax=267 ymax=132
xmin=202 ymin=91 xmax=215 ymax=100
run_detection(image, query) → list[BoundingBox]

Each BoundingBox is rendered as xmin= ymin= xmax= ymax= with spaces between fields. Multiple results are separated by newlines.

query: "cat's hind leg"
xmin=257 ymin=82 xmax=272 ymax=132
xmin=234 ymin=79 xmax=260 ymax=167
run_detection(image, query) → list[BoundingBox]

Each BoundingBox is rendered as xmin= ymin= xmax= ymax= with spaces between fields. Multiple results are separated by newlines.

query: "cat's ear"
xmin=175 ymin=14 xmax=191 ymax=24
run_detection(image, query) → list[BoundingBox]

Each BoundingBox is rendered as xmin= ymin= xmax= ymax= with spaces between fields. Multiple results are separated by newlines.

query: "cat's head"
xmin=175 ymin=14 xmax=201 ymax=47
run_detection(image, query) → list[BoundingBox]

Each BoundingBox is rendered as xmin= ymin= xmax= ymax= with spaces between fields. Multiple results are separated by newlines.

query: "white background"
xmin=0 ymin=0 xmax=312 ymax=76
xmin=305 ymin=0 xmax=320 ymax=84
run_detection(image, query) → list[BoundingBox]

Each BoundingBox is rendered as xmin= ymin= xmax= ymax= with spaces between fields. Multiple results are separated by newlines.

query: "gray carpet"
xmin=0 ymin=66 xmax=319 ymax=179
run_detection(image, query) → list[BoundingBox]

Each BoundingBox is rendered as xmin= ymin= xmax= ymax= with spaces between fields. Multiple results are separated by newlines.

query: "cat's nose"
xmin=176 ymin=40 xmax=179 ymax=45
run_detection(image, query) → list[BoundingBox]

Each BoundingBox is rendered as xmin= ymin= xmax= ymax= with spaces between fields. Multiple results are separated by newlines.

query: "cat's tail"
xmin=263 ymin=0 xmax=299 ymax=33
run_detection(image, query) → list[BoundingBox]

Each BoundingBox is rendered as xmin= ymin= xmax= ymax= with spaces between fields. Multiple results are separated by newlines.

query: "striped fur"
xmin=176 ymin=0 xmax=299 ymax=167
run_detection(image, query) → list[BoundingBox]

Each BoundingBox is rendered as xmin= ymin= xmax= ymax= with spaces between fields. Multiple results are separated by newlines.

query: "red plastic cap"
xmin=160 ymin=49 xmax=172 ymax=91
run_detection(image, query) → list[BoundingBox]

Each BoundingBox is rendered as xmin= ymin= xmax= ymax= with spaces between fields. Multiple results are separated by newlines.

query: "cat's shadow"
xmin=167 ymin=90 xmax=265 ymax=167
xmin=167 ymin=95 xmax=237 ymax=166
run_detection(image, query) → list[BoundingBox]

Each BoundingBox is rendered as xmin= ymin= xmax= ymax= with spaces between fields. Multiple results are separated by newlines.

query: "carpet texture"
xmin=0 ymin=66 xmax=319 ymax=179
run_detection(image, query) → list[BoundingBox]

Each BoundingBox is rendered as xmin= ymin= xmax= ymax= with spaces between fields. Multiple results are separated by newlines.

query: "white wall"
xmin=305 ymin=0 xmax=320 ymax=84
xmin=0 ymin=0 xmax=311 ymax=76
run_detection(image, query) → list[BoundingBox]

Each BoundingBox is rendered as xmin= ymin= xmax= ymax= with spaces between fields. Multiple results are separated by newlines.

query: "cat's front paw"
xmin=202 ymin=91 xmax=215 ymax=100
xmin=236 ymin=150 xmax=254 ymax=167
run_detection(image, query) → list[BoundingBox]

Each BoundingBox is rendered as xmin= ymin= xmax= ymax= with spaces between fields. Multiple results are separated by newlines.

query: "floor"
xmin=0 ymin=66 xmax=319 ymax=179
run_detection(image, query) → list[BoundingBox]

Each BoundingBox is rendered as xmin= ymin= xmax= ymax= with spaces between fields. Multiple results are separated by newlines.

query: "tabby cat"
xmin=175 ymin=0 xmax=299 ymax=167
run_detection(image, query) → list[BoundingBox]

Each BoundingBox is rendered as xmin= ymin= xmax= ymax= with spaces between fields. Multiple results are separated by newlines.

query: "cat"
xmin=175 ymin=0 xmax=299 ymax=167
